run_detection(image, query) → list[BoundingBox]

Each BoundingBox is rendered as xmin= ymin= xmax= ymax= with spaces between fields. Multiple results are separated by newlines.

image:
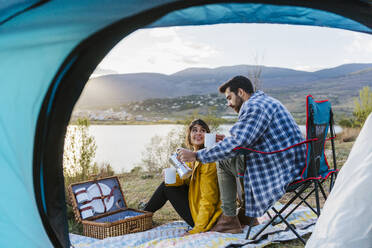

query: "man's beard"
xmin=233 ymin=95 xmax=243 ymax=113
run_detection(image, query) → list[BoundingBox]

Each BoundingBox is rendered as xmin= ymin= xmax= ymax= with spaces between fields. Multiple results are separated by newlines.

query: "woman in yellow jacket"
xmin=144 ymin=119 xmax=222 ymax=234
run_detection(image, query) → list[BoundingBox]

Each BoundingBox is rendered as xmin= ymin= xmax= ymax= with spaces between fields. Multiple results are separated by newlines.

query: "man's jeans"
xmin=217 ymin=155 xmax=245 ymax=216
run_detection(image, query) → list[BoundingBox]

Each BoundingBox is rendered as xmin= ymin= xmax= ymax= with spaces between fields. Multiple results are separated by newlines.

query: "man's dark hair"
xmin=218 ymin=75 xmax=254 ymax=94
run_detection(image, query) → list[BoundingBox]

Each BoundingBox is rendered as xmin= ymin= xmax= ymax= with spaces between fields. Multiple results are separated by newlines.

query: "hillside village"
xmin=71 ymin=93 xmax=231 ymax=122
xmin=71 ymin=63 xmax=372 ymax=124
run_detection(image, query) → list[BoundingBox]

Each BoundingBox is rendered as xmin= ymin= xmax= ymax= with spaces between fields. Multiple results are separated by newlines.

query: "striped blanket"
xmin=70 ymin=204 xmax=317 ymax=248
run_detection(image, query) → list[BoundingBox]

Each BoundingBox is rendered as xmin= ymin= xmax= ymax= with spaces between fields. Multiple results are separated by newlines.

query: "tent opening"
xmin=30 ymin=2 xmax=372 ymax=247
xmin=63 ymin=22 xmax=372 ymax=246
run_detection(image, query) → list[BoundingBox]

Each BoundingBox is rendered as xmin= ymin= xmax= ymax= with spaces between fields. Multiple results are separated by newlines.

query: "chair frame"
xmin=235 ymin=99 xmax=338 ymax=245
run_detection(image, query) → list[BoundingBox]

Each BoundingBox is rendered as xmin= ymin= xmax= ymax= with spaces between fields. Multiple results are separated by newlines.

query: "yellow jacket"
xmin=166 ymin=161 xmax=222 ymax=234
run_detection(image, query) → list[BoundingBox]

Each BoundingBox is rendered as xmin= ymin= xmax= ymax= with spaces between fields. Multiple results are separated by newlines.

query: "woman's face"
xmin=190 ymin=124 xmax=207 ymax=148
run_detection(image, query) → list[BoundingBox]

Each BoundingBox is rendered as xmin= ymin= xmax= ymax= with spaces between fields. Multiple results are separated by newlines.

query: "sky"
xmin=94 ymin=23 xmax=372 ymax=76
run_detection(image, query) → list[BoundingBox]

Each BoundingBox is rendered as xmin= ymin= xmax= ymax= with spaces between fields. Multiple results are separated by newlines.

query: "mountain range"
xmin=76 ymin=63 xmax=372 ymax=113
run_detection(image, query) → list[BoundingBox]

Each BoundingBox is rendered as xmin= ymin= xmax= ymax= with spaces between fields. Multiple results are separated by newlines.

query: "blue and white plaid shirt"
xmin=197 ymin=91 xmax=306 ymax=217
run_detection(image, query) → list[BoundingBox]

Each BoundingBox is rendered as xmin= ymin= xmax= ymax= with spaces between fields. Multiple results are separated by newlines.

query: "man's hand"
xmin=177 ymin=148 xmax=197 ymax=163
xmin=216 ymin=134 xmax=225 ymax=142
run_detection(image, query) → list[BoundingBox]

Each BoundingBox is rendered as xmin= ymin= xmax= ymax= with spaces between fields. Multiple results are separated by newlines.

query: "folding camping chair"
xmin=233 ymin=95 xmax=338 ymax=245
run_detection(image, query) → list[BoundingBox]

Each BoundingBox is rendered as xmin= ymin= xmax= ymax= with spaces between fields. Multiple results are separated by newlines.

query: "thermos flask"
xmin=169 ymin=153 xmax=192 ymax=179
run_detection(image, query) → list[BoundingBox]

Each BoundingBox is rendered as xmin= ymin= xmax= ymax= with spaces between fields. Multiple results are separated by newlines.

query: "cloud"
xmin=147 ymin=57 xmax=156 ymax=64
xmin=293 ymin=65 xmax=322 ymax=72
xmin=346 ymin=33 xmax=372 ymax=53
xmin=96 ymin=24 xmax=372 ymax=75
xmin=150 ymin=29 xmax=219 ymax=66
xmin=96 ymin=27 xmax=220 ymax=74
xmin=90 ymin=67 xmax=118 ymax=78
xmin=148 ymin=27 xmax=179 ymax=38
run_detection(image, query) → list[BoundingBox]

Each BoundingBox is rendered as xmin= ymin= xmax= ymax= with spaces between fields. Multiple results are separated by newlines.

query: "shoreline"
xmin=70 ymin=119 xmax=237 ymax=125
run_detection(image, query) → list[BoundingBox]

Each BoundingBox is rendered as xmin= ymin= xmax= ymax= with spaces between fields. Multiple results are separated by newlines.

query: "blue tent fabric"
xmin=150 ymin=3 xmax=372 ymax=33
xmin=0 ymin=1 xmax=372 ymax=247
xmin=0 ymin=0 xmax=44 ymax=24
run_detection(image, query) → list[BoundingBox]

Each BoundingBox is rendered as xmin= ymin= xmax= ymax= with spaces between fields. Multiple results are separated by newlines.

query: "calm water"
xmin=89 ymin=124 xmax=342 ymax=172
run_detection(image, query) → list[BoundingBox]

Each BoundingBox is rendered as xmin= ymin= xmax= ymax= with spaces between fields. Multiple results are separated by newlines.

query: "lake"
xmin=86 ymin=124 xmax=342 ymax=172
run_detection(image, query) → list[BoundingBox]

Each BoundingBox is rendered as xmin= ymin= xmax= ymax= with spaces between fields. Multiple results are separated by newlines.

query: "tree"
xmin=353 ymin=86 xmax=372 ymax=127
xmin=141 ymin=127 xmax=185 ymax=172
xmin=63 ymin=118 xmax=98 ymax=185
xmin=141 ymin=113 xmax=222 ymax=172
xmin=64 ymin=119 xmax=115 ymax=234
xmin=247 ymin=52 xmax=264 ymax=91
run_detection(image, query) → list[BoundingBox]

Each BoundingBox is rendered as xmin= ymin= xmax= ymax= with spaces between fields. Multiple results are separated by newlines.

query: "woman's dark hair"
xmin=185 ymin=119 xmax=210 ymax=150
xmin=218 ymin=75 xmax=254 ymax=94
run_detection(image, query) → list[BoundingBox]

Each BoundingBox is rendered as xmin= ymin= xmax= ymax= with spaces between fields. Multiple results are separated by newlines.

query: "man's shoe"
xmin=237 ymin=207 xmax=259 ymax=226
xmin=210 ymin=214 xmax=243 ymax=233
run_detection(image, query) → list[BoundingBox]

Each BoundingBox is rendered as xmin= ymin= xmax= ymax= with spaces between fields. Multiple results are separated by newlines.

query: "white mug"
xmin=164 ymin=167 xmax=177 ymax=184
xmin=204 ymin=133 xmax=216 ymax=149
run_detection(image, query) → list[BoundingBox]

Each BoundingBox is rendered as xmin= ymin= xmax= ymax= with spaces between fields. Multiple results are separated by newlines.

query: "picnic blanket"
xmin=70 ymin=204 xmax=317 ymax=248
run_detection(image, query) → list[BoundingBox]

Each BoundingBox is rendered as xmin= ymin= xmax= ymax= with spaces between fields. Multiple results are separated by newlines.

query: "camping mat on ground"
xmin=70 ymin=204 xmax=317 ymax=248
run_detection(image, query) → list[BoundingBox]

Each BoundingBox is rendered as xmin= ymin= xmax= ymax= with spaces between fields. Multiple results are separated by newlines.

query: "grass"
xmin=337 ymin=127 xmax=360 ymax=143
xmin=67 ymin=131 xmax=355 ymax=247
xmin=266 ymin=234 xmax=312 ymax=248
xmin=119 ymin=170 xmax=181 ymax=226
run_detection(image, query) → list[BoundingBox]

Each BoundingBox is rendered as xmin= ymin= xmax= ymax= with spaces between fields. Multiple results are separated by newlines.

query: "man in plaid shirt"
xmin=179 ymin=76 xmax=306 ymax=233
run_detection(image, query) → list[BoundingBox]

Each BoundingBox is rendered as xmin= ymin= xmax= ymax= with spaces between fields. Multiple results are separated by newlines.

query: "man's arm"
xmin=196 ymin=104 xmax=272 ymax=163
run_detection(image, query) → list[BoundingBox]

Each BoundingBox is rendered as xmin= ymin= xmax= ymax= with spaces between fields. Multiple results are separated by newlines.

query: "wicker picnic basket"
xmin=68 ymin=176 xmax=152 ymax=239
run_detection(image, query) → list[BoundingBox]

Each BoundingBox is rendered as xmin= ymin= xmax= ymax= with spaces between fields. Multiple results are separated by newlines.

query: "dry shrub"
xmin=338 ymin=127 xmax=361 ymax=142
